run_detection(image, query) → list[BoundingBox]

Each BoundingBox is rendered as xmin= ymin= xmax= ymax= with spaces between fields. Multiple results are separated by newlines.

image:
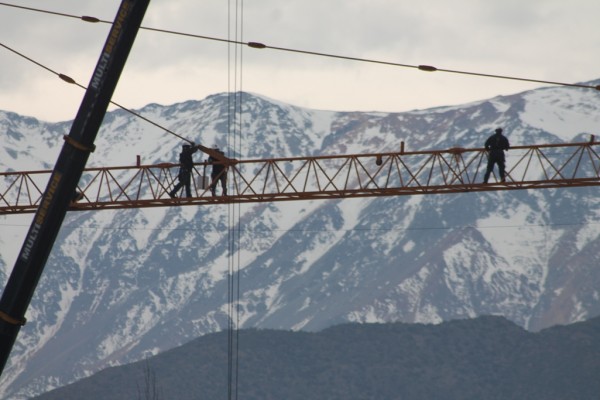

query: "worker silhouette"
xmin=209 ymin=146 xmax=227 ymax=196
xmin=169 ymin=143 xmax=200 ymax=198
xmin=483 ymin=127 xmax=510 ymax=183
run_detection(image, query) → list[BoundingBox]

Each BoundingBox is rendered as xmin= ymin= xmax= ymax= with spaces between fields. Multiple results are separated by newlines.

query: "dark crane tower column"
xmin=0 ymin=0 xmax=150 ymax=377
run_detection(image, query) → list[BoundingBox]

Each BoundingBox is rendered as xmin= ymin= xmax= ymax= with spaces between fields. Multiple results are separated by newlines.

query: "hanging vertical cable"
xmin=234 ymin=3 xmax=244 ymax=400
xmin=226 ymin=1 xmax=244 ymax=399
xmin=226 ymin=4 xmax=233 ymax=400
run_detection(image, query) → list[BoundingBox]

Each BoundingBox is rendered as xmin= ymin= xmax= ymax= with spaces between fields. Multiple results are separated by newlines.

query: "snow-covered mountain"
xmin=2 ymin=80 xmax=600 ymax=398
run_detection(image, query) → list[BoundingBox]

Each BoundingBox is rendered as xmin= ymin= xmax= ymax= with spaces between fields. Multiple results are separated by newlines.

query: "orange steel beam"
xmin=1 ymin=139 xmax=599 ymax=215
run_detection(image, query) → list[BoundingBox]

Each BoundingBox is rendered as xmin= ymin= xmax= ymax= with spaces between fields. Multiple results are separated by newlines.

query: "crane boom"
xmin=0 ymin=0 xmax=150 ymax=378
xmin=1 ymin=138 xmax=599 ymax=215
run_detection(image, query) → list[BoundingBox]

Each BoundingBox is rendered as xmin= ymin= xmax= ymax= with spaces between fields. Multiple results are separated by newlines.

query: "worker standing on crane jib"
xmin=169 ymin=142 xmax=201 ymax=198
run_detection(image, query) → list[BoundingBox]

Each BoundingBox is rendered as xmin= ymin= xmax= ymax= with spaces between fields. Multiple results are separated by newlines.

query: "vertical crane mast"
xmin=0 ymin=0 xmax=150 ymax=377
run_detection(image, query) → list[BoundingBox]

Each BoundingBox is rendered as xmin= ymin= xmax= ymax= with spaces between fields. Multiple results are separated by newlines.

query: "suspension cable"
xmin=1 ymin=2 xmax=598 ymax=92
xmin=0 ymin=40 xmax=194 ymax=144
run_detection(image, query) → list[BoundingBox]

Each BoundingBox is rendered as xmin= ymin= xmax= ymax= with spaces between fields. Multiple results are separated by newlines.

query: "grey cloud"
xmin=1 ymin=0 xmax=599 ymax=121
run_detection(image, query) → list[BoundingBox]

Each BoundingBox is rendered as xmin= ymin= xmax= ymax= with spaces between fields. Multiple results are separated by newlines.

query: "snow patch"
xmin=575 ymin=221 xmax=600 ymax=251
xmin=132 ymin=208 xmax=167 ymax=249
xmin=520 ymin=88 xmax=600 ymax=141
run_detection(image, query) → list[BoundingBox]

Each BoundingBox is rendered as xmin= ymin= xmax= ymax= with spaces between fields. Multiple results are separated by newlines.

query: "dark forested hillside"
xmin=34 ymin=315 xmax=600 ymax=400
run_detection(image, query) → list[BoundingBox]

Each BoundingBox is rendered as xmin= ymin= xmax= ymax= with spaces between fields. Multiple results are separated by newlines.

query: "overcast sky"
xmin=0 ymin=0 xmax=599 ymax=122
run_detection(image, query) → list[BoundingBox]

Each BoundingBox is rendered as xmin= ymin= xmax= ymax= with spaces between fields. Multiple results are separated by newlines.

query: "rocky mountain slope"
xmin=1 ymin=79 xmax=600 ymax=398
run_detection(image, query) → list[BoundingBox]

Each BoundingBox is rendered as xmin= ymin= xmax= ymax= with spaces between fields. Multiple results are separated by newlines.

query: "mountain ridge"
xmin=1 ymin=79 xmax=600 ymax=397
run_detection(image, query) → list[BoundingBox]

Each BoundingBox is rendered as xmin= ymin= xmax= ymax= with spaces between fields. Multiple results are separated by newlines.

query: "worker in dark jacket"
xmin=169 ymin=143 xmax=200 ymax=198
xmin=483 ymin=127 xmax=510 ymax=183
xmin=209 ymin=146 xmax=227 ymax=196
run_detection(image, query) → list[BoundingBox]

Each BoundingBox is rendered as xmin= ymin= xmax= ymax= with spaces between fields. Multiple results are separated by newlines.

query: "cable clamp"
xmin=248 ymin=42 xmax=266 ymax=49
xmin=0 ymin=310 xmax=26 ymax=326
xmin=418 ymin=65 xmax=437 ymax=72
xmin=63 ymin=135 xmax=96 ymax=153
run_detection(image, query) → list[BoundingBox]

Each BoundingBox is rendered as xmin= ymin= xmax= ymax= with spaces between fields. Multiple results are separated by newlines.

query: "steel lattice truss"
xmin=2 ymin=140 xmax=600 ymax=215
